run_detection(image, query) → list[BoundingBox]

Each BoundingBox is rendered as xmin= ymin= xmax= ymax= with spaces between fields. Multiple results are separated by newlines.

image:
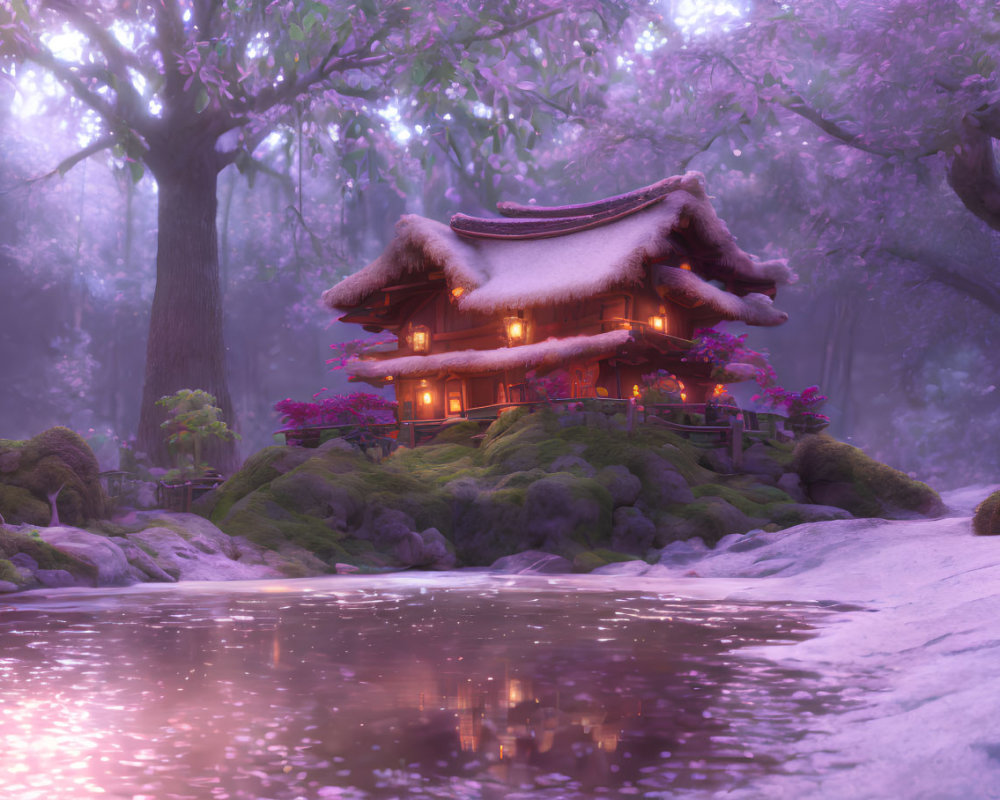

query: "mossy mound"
xmin=792 ymin=434 xmax=945 ymax=518
xmin=0 ymin=427 xmax=106 ymax=525
xmin=202 ymin=408 xmax=947 ymax=569
xmin=973 ymin=491 xmax=1000 ymax=536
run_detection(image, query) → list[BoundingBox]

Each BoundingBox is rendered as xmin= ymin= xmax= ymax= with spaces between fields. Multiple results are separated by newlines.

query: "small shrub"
xmin=973 ymin=491 xmax=1000 ymax=536
xmin=157 ymin=389 xmax=238 ymax=477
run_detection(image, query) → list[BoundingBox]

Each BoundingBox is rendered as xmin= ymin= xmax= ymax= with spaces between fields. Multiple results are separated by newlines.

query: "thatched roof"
xmin=323 ymin=172 xmax=794 ymax=326
xmin=347 ymin=330 xmax=633 ymax=381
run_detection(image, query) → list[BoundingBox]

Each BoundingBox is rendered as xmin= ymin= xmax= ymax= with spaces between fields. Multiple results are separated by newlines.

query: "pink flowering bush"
xmin=275 ymin=391 xmax=397 ymax=429
xmin=689 ymin=328 xmax=830 ymax=427
xmin=753 ymin=384 xmax=829 ymax=428
xmin=525 ymin=369 xmax=571 ymax=403
xmin=686 ymin=329 xmax=775 ymax=384
xmin=639 ymin=369 xmax=684 ymax=404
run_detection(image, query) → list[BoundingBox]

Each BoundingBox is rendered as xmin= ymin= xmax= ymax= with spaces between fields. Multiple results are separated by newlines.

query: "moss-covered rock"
xmin=973 ymin=491 xmax=1000 ymax=536
xmin=0 ymin=558 xmax=25 ymax=585
xmin=0 ymin=484 xmax=49 ymax=526
xmin=611 ymin=506 xmax=656 ymax=553
xmin=449 ymin=487 xmax=528 ymax=565
xmin=521 ymin=472 xmax=614 ymax=552
xmin=0 ymin=526 xmax=98 ymax=580
xmin=792 ymin=434 xmax=945 ymax=518
xmin=667 ymin=497 xmax=762 ymax=545
xmin=200 ymin=445 xmax=314 ymax=521
xmin=0 ymin=427 xmax=106 ymax=525
xmin=572 ymin=548 xmax=638 ymax=573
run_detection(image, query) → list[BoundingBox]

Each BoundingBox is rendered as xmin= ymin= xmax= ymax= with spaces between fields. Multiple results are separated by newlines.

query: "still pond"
xmin=0 ymin=574 xmax=859 ymax=799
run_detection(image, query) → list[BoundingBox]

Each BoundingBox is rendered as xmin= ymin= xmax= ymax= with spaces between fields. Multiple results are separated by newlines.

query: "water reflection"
xmin=0 ymin=576 xmax=855 ymax=799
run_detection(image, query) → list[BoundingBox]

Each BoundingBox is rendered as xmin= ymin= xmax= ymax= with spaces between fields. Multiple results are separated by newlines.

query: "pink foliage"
xmin=690 ymin=328 xmax=829 ymax=424
xmin=275 ymin=391 xmax=397 ymax=428
xmin=525 ymin=369 xmax=571 ymax=402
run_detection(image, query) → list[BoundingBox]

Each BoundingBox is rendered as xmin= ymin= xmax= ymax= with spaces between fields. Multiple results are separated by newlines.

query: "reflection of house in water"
xmin=406 ymin=665 xmax=634 ymax=764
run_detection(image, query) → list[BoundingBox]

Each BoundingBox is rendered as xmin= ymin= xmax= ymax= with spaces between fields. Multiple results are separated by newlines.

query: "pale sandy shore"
xmin=607 ymin=483 xmax=1000 ymax=800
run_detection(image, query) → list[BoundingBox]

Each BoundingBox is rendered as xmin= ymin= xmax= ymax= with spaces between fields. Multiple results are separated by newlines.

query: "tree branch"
xmin=1 ymin=135 xmax=117 ymax=193
xmin=775 ymin=91 xmax=895 ymax=158
xmin=250 ymin=53 xmax=393 ymax=117
xmin=947 ymin=114 xmax=1000 ymax=232
xmin=463 ymin=8 xmax=563 ymax=44
xmin=884 ymin=244 xmax=1000 ymax=316
xmin=41 ymin=0 xmax=151 ymax=135
xmin=26 ymin=41 xmax=119 ymax=123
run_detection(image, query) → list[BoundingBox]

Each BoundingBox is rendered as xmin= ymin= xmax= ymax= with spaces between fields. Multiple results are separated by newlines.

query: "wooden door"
xmin=570 ymin=362 xmax=599 ymax=398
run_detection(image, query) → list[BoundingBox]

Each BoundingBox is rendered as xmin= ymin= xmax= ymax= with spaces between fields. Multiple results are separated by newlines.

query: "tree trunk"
xmin=136 ymin=152 xmax=237 ymax=471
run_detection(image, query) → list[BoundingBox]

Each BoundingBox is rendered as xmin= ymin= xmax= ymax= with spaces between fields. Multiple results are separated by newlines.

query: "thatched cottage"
xmin=323 ymin=173 xmax=794 ymax=423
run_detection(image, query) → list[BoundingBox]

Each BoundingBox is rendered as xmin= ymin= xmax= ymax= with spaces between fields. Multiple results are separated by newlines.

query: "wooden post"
xmin=730 ymin=415 xmax=744 ymax=470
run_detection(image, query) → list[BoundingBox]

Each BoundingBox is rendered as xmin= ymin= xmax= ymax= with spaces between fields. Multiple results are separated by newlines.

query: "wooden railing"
xmin=276 ymin=400 xmax=791 ymax=454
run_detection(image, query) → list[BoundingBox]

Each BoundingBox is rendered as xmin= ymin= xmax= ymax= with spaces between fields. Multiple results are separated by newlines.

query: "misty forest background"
xmin=1 ymin=0 xmax=998 ymax=489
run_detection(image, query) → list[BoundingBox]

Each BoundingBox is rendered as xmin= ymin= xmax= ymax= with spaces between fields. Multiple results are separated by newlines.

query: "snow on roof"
xmin=655 ymin=266 xmax=789 ymax=326
xmin=323 ymin=172 xmax=795 ymax=321
xmin=348 ymin=329 xmax=633 ymax=380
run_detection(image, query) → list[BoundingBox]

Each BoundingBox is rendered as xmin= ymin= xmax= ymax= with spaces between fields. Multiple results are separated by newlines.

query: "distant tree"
xmin=0 ymin=0 xmax=632 ymax=467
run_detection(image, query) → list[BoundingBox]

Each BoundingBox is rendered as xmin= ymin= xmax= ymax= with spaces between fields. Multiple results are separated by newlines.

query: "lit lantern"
xmin=505 ymin=316 xmax=525 ymax=344
xmin=448 ymin=395 xmax=462 ymax=414
xmin=679 ymin=262 xmax=692 ymax=271
xmin=713 ymin=383 xmax=726 ymax=397
xmin=451 ymin=286 xmax=465 ymax=299
xmin=411 ymin=325 xmax=430 ymax=353
xmin=647 ymin=307 xmax=669 ymax=333
xmin=632 ymin=384 xmax=641 ymax=398
xmin=421 ymin=390 xmax=433 ymax=405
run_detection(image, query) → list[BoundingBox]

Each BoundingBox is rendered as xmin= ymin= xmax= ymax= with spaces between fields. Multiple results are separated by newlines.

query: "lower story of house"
xmin=348 ymin=330 xmax=721 ymax=422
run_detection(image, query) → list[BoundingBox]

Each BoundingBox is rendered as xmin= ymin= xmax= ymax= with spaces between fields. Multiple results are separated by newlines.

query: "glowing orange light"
xmin=505 ymin=316 xmax=525 ymax=343
xmin=713 ymin=384 xmax=726 ymax=397
xmin=421 ymin=391 xmax=433 ymax=405
xmin=451 ymin=286 xmax=465 ymax=298
xmin=680 ymin=262 xmax=692 ymax=271
xmin=448 ymin=396 xmax=462 ymax=414
xmin=680 ymin=392 xmax=687 ymax=402
xmin=648 ymin=315 xmax=665 ymax=331
xmin=411 ymin=327 xmax=429 ymax=352
xmin=632 ymin=384 xmax=640 ymax=398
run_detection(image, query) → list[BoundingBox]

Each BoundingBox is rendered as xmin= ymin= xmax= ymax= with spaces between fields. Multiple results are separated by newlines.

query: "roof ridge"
xmin=494 ymin=176 xmax=681 ymax=219
xmin=450 ymin=193 xmax=666 ymax=240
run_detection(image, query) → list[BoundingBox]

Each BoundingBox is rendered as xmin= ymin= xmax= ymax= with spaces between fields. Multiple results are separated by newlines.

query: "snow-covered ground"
xmin=606 ymin=483 xmax=1000 ymax=799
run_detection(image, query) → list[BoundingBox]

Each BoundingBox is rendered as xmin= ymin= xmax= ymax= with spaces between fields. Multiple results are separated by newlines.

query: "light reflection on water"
xmin=0 ymin=575 xmax=853 ymax=799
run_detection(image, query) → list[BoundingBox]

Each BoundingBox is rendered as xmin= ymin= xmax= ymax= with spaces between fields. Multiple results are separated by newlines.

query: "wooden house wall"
xmin=383 ymin=273 xmax=727 ymax=419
